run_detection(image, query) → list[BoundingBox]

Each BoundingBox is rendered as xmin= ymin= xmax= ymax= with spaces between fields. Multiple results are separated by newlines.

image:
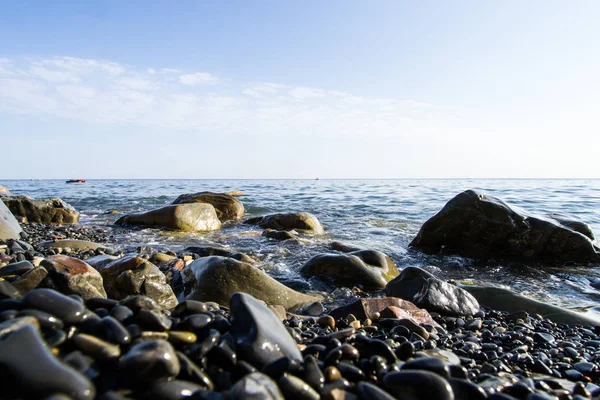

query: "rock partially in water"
xmin=386 ymin=267 xmax=480 ymax=316
xmin=230 ymin=292 xmax=302 ymax=367
xmin=173 ymin=191 xmax=245 ymax=221
xmin=115 ymin=203 xmax=221 ymax=232
xmin=262 ymin=229 xmax=298 ymax=241
xmin=182 ymin=246 xmax=255 ymax=264
xmin=550 ymin=213 xmax=595 ymax=241
xmin=246 ymin=212 xmax=324 ymax=234
xmin=301 ymin=250 xmax=399 ymax=289
xmin=100 ymin=256 xmax=178 ymax=309
xmin=0 ymin=322 xmax=94 ymax=399
xmin=183 ymin=256 xmax=319 ymax=310
xmin=42 ymin=255 xmax=107 ymax=299
xmin=2 ymin=195 xmax=80 ymax=224
xmin=410 ymin=189 xmax=600 ymax=263
xmin=0 ymin=200 xmax=22 ymax=240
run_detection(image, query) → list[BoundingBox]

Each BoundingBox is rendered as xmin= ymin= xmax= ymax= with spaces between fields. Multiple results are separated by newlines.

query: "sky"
xmin=0 ymin=1 xmax=599 ymax=179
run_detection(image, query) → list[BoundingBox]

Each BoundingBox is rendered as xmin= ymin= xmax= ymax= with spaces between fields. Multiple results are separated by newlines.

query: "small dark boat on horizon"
xmin=66 ymin=179 xmax=86 ymax=183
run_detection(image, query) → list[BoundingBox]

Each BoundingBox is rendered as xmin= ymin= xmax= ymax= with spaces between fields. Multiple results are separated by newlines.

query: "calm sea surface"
xmin=3 ymin=179 xmax=600 ymax=310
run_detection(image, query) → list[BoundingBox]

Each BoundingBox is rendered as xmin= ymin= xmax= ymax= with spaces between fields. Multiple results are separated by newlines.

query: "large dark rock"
xmin=41 ymin=255 xmax=107 ymax=299
xmin=183 ymin=256 xmax=319 ymax=310
xmin=300 ymin=250 xmax=399 ymax=289
xmin=0 ymin=200 xmax=23 ymax=240
xmin=100 ymin=256 xmax=178 ymax=309
xmin=549 ymin=213 xmax=595 ymax=241
xmin=230 ymin=292 xmax=302 ymax=368
xmin=115 ymin=203 xmax=221 ymax=232
xmin=246 ymin=212 xmax=324 ymax=234
xmin=173 ymin=191 xmax=245 ymax=221
xmin=385 ymin=267 xmax=479 ymax=316
xmin=2 ymin=195 xmax=79 ymax=224
xmin=410 ymin=190 xmax=600 ymax=263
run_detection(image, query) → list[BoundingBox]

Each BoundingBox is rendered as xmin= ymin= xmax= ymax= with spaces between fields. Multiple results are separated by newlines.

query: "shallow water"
xmin=3 ymin=179 xmax=600 ymax=310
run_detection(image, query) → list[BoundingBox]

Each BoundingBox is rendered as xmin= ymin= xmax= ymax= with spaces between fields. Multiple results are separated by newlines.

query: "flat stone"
xmin=230 ymin=292 xmax=302 ymax=368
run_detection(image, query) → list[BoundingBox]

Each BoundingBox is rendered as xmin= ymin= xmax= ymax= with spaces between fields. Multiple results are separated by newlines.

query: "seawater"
xmin=3 ymin=179 xmax=600 ymax=310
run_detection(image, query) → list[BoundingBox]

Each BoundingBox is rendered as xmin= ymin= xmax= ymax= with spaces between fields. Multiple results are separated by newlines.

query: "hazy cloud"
xmin=179 ymin=72 xmax=219 ymax=85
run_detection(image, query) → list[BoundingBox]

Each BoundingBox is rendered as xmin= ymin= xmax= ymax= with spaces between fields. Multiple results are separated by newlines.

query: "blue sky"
xmin=0 ymin=1 xmax=599 ymax=178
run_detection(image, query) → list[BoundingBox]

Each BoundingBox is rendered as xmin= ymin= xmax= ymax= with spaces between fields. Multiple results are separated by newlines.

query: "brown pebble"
xmin=349 ymin=320 xmax=361 ymax=330
xmin=324 ymin=366 xmax=341 ymax=381
xmin=168 ymin=331 xmax=197 ymax=345
xmin=318 ymin=315 xmax=335 ymax=329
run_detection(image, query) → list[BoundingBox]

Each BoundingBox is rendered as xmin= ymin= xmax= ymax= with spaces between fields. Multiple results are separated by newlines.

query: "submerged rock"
xmin=183 ymin=256 xmax=319 ymax=310
xmin=300 ymin=250 xmax=399 ymax=289
xmin=246 ymin=212 xmax=324 ymax=234
xmin=182 ymin=246 xmax=255 ymax=264
xmin=2 ymin=195 xmax=80 ymax=224
xmin=410 ymin=189 xmax=600 ymax=263
xmin=115 ymin=203 xmax=221 ymax=232
xmin=173 ymin=191 xmax=245 ymax=221
xmin=0 ymin=200 xmax=22 ymax=240
xmin=386 ymin=267 xmax=480 ymax=316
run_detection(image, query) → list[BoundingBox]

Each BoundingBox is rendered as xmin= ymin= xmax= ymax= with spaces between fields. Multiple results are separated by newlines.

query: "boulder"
xmin=549 ymin=213 xmax=595 ymax=241
xmin=262 ymin=229 xmax=297 ymax=241
xmin=173 ymin=191 xmax=244 ymax=221
xmin=462 ymin=285 xmax=600 ymax=326
xmin=2 ymin=196 xmax=79 ymax=224
xmin=38 ymin=240 xmax=113 ymax=252
xmin=246 ymin=213 xmax=324 ymax=234
xmin=100 ymin=256 xmax=178 ymax=309
xmin=0 ymin=185 xmax=12 ymax=197
xmin=410 ymin=190 xmax=600 ymax=263
xmin=115 ymin=203 xmax=221 ymax=232
xmin=41 ymin=255 xmax=107 ymax=299
xmin=385 ymin=267 xmax=480 ymax=316
xmin=182 ymin=256 xmax=319 ymax=310
xmin=300 ymin=250 xmax=399 ymax=289
xmin=0 ymin=201 xmax=22 ymax=240
xmin=181 ymin=246 xmax=255 ymax=264
xmin=85 ymin=255 xmax=119 ymax=271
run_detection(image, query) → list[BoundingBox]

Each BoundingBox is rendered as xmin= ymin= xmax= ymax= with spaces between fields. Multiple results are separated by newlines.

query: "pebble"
xmin=383 ymin=370 xmax=454 ymax=400
xmin=118 ymin=339 xmax=180 ymax=387
xmin=22 ymin=288 xmax=86 ymax=324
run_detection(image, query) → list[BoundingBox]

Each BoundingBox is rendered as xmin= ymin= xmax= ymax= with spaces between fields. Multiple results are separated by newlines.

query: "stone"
xmin=385 ymin=267 xmax=480 ymax=316
xmin=549 ymin=213 xmax=595 ymax=240
xmin=230 ymin=292 xmax=303 ymax=368
xmin=100 ymin=256 xmax=178 ymax=309
xmin=22 ymin=288 xmax=86 ymax=325
xmin=85 ymin=255 xmax=119 ymax=272
xmin=382 ymin=370 xmax=454 ymax=400
xmin=2 ymin=195 xmax=79 ymax=224
xmin=328 ymin=297 xmax=439 ymax=327
xmin=183 ymin=256 xmax=319 ymax=310
xmin=279 ymin=375 xmax=320 ymax=400
xmin=410 ymin=190 xmax=600 ymax=263
xmin=300 ymin=250 xmax=399 ymax=289
xmin=136 ymin=380 xmax=208 ymax=400
xmin=42 ymin=255 xmax=107 ymax=299
xmin=38 ymin=240 xmax=113 ymax=252
xmin=0 ymin=323 xmax=94 ymax=399
xmin=12 ymin=266 xmax=48 ymax=293
xmin=0 ymin=278 xmax=21 ymax=299
xmin=0 ymin=200 xmax=22 ymax=240
xmin=246 ymin=212 xmax=324 ymax=234
xmin=182 ymin=246 xmax=255 ymax=264
xmin=118 ymin=339 xmax=180 ymax=387
xmin=115 ymin=203 xmax=221 ymax=232
xmin=173 ymin=191 xmax=245 ymax=221
xmin=0 ymin=185 xmax=12 ymax=196
xmin=230 ymin=372 xmax=284 ymax=400
xmin=262 ymin=229 xmax=298 ymax=241
xmin=462 ymin=285 xmax=600 ymax=325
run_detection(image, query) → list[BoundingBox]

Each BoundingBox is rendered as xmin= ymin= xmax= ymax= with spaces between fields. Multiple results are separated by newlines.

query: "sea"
xmin=3 ymin=179 xmax=600 ymax=312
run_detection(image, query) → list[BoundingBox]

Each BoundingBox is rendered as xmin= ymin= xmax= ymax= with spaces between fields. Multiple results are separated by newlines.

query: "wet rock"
xmin=12 ymin=266 xmax=49 ymax=293
xmin=246 ymin=212 xmax=324 ymax=234
xmin=173 ymin=191 xmax=245 ymax=221
xmin=386 ymin=267 xmax=480 ymax=316
xmin=262 ymin=229 xmax=298 ymax=241
xmin=230 ymin=292 xmax=302 ymax=367
xmin=22 ymin=288 xmax=86 ymax=324
xmin=0 ymin=278 xmax=21 ymax=299
xmin=230 ymin=372 xmax=284 ymax=400
xmin=2 ymin=195 xmax=80 ymax=224
xmin=329 ymin=297 xmax=439 ymax=327
xmin=279 ymin=374 xmax=320 ymax=400
xmin=136 ymin=380 xmax=208 ymax=400
xmin=118 ymin=339 xmax=180 ymax=387
xmin=100 ymin=256 xmax=178 ymax=309
xmin=183 ymin=256 xmax=319 ymax=310
xmin=0 ymin=200 xmax=22 ymax=240
xmin=42 ymin=255 xmax=107 ymax=299
xmin=300 ymin=250 xmax=399 ymax=289
xmin=182 ymin=246 xmax=255 ymax=264
xmin=86 ymin=255 xmax=119 ymax=272
xmin=410 ymin=189 xmax=600 ymax=263
xmin=38 ymin=239 xmax=113 ymax=252
xmin=0 ymin=323 xmax=94 ymax=399
xmin=382 ymin=370 xmax=453 ymax=400
xmin=550 ymin=213 xmax=595 ymax=241
xmin=115 ymin=203 xmax=221 ymax=232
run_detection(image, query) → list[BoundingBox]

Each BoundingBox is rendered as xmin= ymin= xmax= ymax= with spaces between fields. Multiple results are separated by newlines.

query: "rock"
xmin=246 ymin=212 xmax=324 ymax=234
xmin=183 ymin=256 xmax=319 ymax=310
xmin=136 ymin=380 xmax=208 ymax=400
xmin=38 ymin=240 xmax=113 ymax=252
xmin=22 ymin=288 xmax=86 ymax=324
xmin=182 ymin=246 xmax=255 ymax=264
xmin=0 ymin=323 xmax=94 ymax=399
xmin=85 ymin=255 xmax=119 ymax=271
xmin=115 ymin=203 xmax=221 ymax=232
xmin=118 ymin=339 xmax=180 ymax=387
xmin=226 ymin=190 xmax=246 ymax=197
xmin=549 ymin=213 xmax=595 ymax=240
xmin=173 ymin=191 xmax=245 ymax=221
xmin=0 ymin=278 xmax=21 ymax=299
xmin=463 ymin=285 xmax=600 ymax=325
xmin=41 ymin=255 xmax=107 ymax=299
xmin=149 ymin=252 xmax=175 ymax=265
xmin=262 ymin=229 xmax=298 ymax=241
xmin=12 ymin=266 xmax=48 ymax=293
xmin=2 ymin=195 xmax=80 ymax=224
xmin=410 ymin=190 xmax=600 ymax=263
xmin=0 ymin=200 xmax=22 ymax=240
xmin=328 ymin=297 xmax=439 ymax=328
xmin=230 ymin=372 xmax=284 ymax=400
xmin=300 ymin=250 xmax=399 ymax=289
xmin=0 ymin=185 xmax=12 ymax=196
xmin=230 ymin=292 xmax=303 ymax=367
xmin=382 ymin=370 xmax=454 ymax=400
xmin=385 ymin=267 xmax=480 ymax=316
xmin=100 ymin=256 xmax=178 ymax=309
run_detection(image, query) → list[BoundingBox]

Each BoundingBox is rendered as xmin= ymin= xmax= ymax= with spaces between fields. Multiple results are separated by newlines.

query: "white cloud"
xmin=179 ymin=72 xmax=219 ymax=85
